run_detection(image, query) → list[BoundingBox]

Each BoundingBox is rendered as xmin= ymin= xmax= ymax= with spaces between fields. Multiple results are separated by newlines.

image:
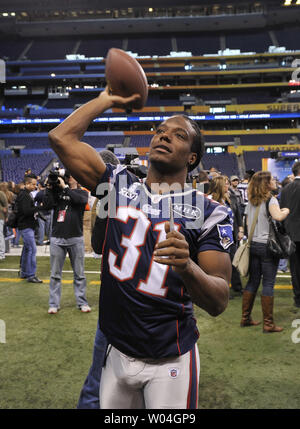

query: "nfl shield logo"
xmin=169 ymin=368 xmax=180 ymax=378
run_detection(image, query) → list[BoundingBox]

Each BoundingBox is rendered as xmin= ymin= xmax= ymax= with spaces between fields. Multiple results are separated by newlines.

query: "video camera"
xmin=47 ymin=168 xmax=70 ymax=192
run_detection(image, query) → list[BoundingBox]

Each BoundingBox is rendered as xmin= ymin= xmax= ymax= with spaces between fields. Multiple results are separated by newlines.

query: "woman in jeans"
xmin=240 ymin=171 xmax=290 ymax=333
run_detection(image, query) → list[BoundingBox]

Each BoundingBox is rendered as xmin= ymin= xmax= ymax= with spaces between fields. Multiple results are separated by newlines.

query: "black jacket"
xmin=34 ymin=190 xmax=51 ymax=216
xmin=228 ymin=190 xmax=243 ymax=242
xmin=16 ymin=189 xmax=40 ymax=230
xmin=43 ymin=187 xmax=88 ymax=239
xmin=280 ymin=177 xmax=300 ymax=242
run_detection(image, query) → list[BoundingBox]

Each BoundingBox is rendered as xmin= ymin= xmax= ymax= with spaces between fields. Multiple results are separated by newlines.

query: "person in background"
xmin=90 ymin=150 xmax=120 ymax=257
xmin=237 ymin=170 xmax=255 ymax=237
xmin=7 ymin=181 xmax=15 ymax=194
xmin=44 ymin=172 xmax=91 ymax=315
xmin=280 ymin=161 xmax=300 ymax=308
xmin=82 ymin=186 xmax=95 ymax=254
xmin=0 ymin=182 xmax=16 ymax=253
xmin=11 ymin=183 xmax=24 ymax=248
xmin=196 ymin=170 xmax=210 ymax=194
xmin=34 ymin=180 xmax=52 ymax=246
xmin=16 ymin=176 xmax=43 ymax=283
xmin=207 ymin=175 xmax=243 ymax=297
xmin=229 ymin=176 xmax=244 ymax=217
xmin=277 ymin=176 xmax=293 ymax=274
xmin=77 ymin=149 xmax=121 ymax=408
xmin=241 ymin=171 xmax=290 ymax=332
xmin=0 ymin=186 xmax=8 ymax=261
xmin=208 ymin=166 xmax=220 ymax=180
xmin=24 ymin=168 xmax=32 ymax=177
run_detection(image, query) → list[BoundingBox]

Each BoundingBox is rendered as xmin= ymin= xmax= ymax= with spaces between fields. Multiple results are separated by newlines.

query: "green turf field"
xmin=0 ymin=255 xmax=300 ymax=409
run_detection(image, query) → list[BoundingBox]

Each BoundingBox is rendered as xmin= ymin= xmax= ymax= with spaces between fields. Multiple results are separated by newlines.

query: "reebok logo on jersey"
xmin=168 ymin=368 xmax=180 ymax=378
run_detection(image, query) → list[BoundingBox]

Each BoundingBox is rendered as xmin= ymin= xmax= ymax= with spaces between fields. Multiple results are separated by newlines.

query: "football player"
xmin=49 ymin=87 xmax=233 ymax=409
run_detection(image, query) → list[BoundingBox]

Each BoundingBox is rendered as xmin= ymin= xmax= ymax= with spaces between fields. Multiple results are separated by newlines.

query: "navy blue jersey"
xmin=93 ymin=164 xmax=233 ymax=359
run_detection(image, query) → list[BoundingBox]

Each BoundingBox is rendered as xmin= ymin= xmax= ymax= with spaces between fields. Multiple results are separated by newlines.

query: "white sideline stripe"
xmin=0 ymin=268 xmax=101 ymax=274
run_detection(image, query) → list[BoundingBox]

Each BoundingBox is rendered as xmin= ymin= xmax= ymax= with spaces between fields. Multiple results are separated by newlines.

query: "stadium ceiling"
xmin=0 ymin=0 xmax=300 ymax=37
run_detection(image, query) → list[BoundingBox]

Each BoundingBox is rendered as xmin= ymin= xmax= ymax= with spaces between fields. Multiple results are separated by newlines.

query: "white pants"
xmin=99 ymin=344 xmax=200 ymax=409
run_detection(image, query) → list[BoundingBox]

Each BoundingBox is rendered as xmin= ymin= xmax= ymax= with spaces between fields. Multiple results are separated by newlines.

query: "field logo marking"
xmin=0 ymin=319 xmax=6 ymax=344
xmin=291 ymin=319 xmax=300 ymax=344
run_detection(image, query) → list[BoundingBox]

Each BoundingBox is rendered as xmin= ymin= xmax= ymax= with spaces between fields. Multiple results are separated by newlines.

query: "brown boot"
xmin=261 ymin=295 xmax=283 ymax=333
xmin=240 ymin=290 xmax=261 ymax=327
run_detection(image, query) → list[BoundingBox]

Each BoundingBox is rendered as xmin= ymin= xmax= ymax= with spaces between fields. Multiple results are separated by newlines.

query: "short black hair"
xmin=24 ymin=172 xmax=37 ymax=179
xmin=292 ymin=161 xmax=300 ymax=176
xmin=24 ymin=175 xmax=36 ymax=184
xmin=181 ymin=115 xmax=204 ymax=172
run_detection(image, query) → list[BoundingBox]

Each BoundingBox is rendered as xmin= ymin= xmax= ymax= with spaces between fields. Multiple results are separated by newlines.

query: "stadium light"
xmin=283 ymin=0 xmax=293 ymax=5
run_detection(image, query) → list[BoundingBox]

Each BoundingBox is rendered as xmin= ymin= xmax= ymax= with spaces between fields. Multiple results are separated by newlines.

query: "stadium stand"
xmin=176 ymin=34 xmax=221 ymax=55
xmin=78 ymin=37 xmax=123 ymax=57
xmin=0 ymin=38 xmax=28 ymax=60
xmin=0 ymin=152 xmax=54 ymax=182
xmin=243 ymin=150 xmax=272 ymax=172
xmin=129 ymin=135 xmax=153 ymax=148
xmin=127 ymin=35 xmax=173 ymax=57
xmin=224 ymin=30 xmax=272 ymax=53
xmin=1 ymin=2 xmax=300 ymax=184
xmin=26 ymin=39 xmax=77 ymax=61
xmin=275 ymin=25 xmax=300 ymax=52
xmin=201 ymin=152 xmax=239 ymax=177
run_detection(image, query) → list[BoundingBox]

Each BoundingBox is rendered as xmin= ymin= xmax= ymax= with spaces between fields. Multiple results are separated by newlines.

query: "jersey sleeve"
xmin=91 ymin=163 xmax=141 ymax=202
xmin=197 ymin=201 xmax=234 ymax=253
xmin=91 ymin=164 xmax=127 ymax=198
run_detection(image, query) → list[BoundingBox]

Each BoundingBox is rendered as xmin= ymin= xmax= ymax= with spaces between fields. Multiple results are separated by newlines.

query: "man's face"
xmin=25 ymin=179 xmax=37 ymax=192
xmin=148 ymin=116 xmax=197 ymax=175
xmin=231 ymin=179 xmax=239 ymax=188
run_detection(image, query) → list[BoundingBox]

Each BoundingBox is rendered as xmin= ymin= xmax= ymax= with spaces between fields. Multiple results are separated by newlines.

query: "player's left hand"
xmin=153 ymin=221 xmax=191 ymax=274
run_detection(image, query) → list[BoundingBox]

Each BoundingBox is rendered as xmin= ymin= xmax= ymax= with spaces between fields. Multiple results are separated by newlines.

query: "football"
xmin=105 ymin=48 xmax=148 ymax=110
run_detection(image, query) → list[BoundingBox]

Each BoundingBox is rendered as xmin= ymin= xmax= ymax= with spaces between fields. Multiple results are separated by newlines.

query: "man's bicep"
xmin=197 ymin=250 xmax=232 ymax=284
xmin=53 ymin=139 xmax=107 ymax=190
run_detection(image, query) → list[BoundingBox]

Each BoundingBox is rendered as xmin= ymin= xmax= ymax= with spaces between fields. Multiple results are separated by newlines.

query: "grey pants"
xmin=49 ymin=237 xmax=88 ymax=309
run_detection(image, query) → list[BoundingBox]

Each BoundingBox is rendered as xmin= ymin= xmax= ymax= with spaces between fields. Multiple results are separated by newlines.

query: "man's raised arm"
xmin=48 ymin=87 xmax=140 ymax=190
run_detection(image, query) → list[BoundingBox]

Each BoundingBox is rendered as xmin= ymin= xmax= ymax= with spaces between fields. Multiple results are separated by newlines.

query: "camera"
xmin=47 ymin=168 xmax=70 ymax=192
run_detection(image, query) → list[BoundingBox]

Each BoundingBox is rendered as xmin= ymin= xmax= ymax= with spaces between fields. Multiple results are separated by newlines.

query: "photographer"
xmin=34 ymin=180 xmax=52 ymax=245
xmin=44 ymin=170 xmax=91 ymax=314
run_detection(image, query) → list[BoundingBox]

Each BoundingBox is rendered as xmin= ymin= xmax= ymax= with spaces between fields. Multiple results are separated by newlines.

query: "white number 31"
xmin=108 ymin=206 xmax=179 ymax=298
